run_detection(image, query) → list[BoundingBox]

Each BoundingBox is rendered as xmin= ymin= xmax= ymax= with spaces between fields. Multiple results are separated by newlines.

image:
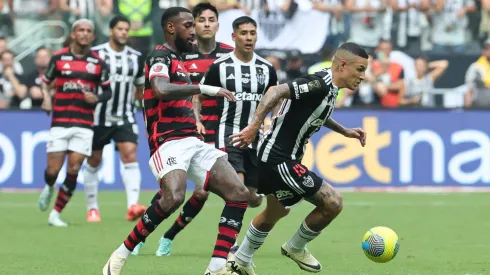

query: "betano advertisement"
xmin=0 ymin=110 xmax=489 ymax=190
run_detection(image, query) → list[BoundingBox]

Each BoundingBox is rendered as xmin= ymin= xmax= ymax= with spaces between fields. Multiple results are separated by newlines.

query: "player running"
xmin=38 ymin=19 xmax=112 ymax=227
xmin=83 ymin=16 xmax=146 ymax=223
xmin=102 ymin=7 xmax=249 ymax=275
xmin=226 ymin=42 xmax=368 ymax=274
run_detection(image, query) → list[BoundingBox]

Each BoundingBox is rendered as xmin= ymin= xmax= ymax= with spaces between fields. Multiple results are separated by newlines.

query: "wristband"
xmin=199 ymin=85 xmax=220 ymax=96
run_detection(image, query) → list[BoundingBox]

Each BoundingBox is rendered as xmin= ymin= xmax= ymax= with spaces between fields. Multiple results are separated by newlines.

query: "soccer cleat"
xmin=280 ymin=243 xmax=322 ymax=273
xmin=126 ymin=204 xmax=146 ymax=221
xmin=48 ymin=211 xmax=68 ymax=227
xmin=131 ymin=242 xmax=144 ymax=256
xmin=87 ymin=209 xmax=101 ymax=223
xmin=155 ymin=237 xmax=172 ymax=256
xmin=227 ymin=252 xmax=257 ymax=275
xmin=204 ymin=266 xmax=239 ymax=275
xmin=102 ymin=253 xmax=127 ymax=275
xmin=39 ymin=185 xmax=55 ymax=212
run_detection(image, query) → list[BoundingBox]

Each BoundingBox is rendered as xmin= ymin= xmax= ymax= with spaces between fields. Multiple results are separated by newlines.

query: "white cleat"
xmin=204 ymin=266 xmax=239 ymax=275
xmin=39 ymin=185 xmax=55 ymax=212
xmin=227 ymin=253 xmax=257 ymax=275
xmin=48 ymin=211 xmax=68 ymax=227
xmin=102 ymin=253 xmax=127 ymax=275
xmin=280 ymin=243 xmax=322 ymax=273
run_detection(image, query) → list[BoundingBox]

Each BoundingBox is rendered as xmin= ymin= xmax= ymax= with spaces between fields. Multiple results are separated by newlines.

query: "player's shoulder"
xmin=88 ymin=50 xmax=107 ymax=64
xmin=147 ymin=45 xmax=174 ymax=65
xmin=212 ymin=52 xmax=233 ymax=65
xmin=126 ymin=45 xmax=142 ymax=57
xmin=217 ymin=42 xmax=234 ymax=52
xmin=255 ymin=54 xmax=274 ymax=68
xmin=310 ymin=68 xmax=332 ymax=81
xmin=52 ymin=47 xmax=70 ymax=58
xmin=91 ymin=43 xmax=107 ymax=52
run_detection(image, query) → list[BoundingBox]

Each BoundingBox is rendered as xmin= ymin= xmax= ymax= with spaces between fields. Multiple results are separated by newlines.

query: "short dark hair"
xmin=161 ymin=7 xmax=192 ymax=31
xmin=193 ymin=2 xmax=219 ymax=20
xmin=110 ymin=15 xmax=130 ymax=29
xmin=0 ymin=49 xmax=14 ymax=59
xmin=232 ymin=16 xmax=256 ymax=31
xmin=338 ymin=42 xmax=369 ymax=59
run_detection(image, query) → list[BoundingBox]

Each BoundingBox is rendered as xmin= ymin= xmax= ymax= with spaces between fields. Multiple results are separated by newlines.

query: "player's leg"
xmin=281 ymin=166 xmax=343 ymax=272
xmin=156 ymin=185 xmax=209 ymax=256
xmin=228 ymin=195 xmax=290 ymax=275
xmin=103 ymin=138 xmax=196 ymax=275
xmin=84 ymin=150 xmax=103 ymax=222
xmin=82 ymin=126 xmax=110 ymax=222
xmin=49 ymin=151 xmax=86 ymax=227
xmin=114 ymin=124 xmax=146 ymax=221
xmin=39 ymin=127 xmax=69 ymax=212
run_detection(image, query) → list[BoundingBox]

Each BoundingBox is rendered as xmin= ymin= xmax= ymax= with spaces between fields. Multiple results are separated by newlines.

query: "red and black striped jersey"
xmin=42 ymin=47 xmax=110 ymax=129
xmin=143 ymin=45 xmax=201 ymax=156
xmin=183 ymin=42 xmax=234 ymax=143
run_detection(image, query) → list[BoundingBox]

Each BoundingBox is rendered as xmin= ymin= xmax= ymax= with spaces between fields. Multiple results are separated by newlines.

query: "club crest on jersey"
xmin=307 ymin=80 xmax=321 ymax=91
xmin=257 ymin=72 xmax=266 ymax=85
xmin=153 ymin=65 xmax=163 ymax=72
xmin=86 ymin=63 xmax=96 ymax=74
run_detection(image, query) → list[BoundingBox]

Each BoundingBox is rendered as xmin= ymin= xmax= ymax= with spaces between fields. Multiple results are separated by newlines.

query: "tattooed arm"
xmin=250 ymin=84 xmax=291 ymax=130
xmin=192 ymin=94 xmax=203 ymax=124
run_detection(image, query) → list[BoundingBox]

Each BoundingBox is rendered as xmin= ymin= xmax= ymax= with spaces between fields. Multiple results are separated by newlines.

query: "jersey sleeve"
xmin=41 ymin=55 xmax=58 ymax=84
xmin=286 ymin=74 xmax=328 ymax=100
xmin=134 ymin=54 xmax=145 ymax=86
xmin=266 ymin=67 xmax=279 ymax=90
xmin=148 ymin=52 xmax=172 ymax=80
xmin=200 ymin=62 xmax=221 ymax=86
xmin=98 ymin=60 xmax=111 ymax=87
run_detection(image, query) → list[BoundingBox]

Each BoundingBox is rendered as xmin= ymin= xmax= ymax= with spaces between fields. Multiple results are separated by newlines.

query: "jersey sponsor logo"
xmin=232 ymin=92 xmax=263 ymax=101
xmin=216 ymin=53 xmax=226 ymax=57
xmin=110 ymin=73 xmax=134 ymax=83
xmin=299 ymin=84 xmax=309 ymax=94
xmin=307 ymin=80 xmax=321 ymax=91
xmin=275 ymin=190 xmax=294 ymax=200
xmin=61 ymin=56 xmax=73 ymax=61
xmin=63 ymin=80 xmax=93 ymax=92
xmin=185 ymin=54 xmax=199 ymax=59
xmin=87 ymin=57 xmax=99 ymax=64
xmin=292 ymin=81 xmax=299 ymax=99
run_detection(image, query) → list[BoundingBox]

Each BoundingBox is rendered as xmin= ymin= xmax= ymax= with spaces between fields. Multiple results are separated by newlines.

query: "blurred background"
xmin=0 ymin=0 xmax=489 ymax=190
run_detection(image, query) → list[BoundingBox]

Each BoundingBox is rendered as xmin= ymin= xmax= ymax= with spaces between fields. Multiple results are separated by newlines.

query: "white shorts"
xmin=149 ymin=137 xmax=227 ymax=190
xmin=46 ymin=127 xmax=94 ymax=156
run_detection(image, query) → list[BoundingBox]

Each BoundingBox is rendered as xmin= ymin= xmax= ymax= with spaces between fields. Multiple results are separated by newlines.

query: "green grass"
xmin=0 ymin=191 xmax=489 ymax=275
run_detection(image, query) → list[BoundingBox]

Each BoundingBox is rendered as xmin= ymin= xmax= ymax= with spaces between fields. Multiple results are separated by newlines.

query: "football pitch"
xmin=1 ymin=191 xmax=489 ymax=275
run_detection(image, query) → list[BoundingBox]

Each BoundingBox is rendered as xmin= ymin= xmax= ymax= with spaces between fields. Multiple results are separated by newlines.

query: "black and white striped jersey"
xmin=200 ymin=52 xmax=278 ymax=149
xmin=257 ymin=69 xmax=338 ymax=164
xmin=92 ymin=43 xmax=145 ymax=127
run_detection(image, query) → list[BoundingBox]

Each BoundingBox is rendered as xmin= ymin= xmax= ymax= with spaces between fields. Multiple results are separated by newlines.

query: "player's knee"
xmin=87 ymin=155 xmax=102 ymax=168
xmin=324 ymin=193 xmax=343 ymax=217
xmin=67 ymin=162 xmax=82 ymax=174
xmin=192 ymin=189 xmax=209 ymax=202
xmin=120 ymin=150 xmax=137 ymax=164
xmin=158 ymin=192 xmax=185 ymax=214
xmin=248 ymin=194 xmax=263 ymax=208
xmin=45 ymin=166 xmax=61 ymax=177
xmin=226 ymin=184 xmax=249 ymax=202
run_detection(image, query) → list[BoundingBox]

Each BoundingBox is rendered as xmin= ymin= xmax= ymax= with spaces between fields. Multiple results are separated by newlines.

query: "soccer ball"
xmin=361 ymin=226 xmax=400 ymax=263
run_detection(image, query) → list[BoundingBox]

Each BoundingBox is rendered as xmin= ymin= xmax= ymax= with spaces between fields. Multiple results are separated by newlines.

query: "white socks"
xmin=83 ymin=164 xmax=99 ymax=211
xmin=208 ymin=258 xmax=227 ymax=272
xmin=121 ymin=162 xmax=141 ymax=208
xmin=236 ymin=222 xmax=269 ymax=264
xmin=287 ymin=220 xmax=321 ymax=252
xmin=115 ymin=243 xmax=131 ymax=258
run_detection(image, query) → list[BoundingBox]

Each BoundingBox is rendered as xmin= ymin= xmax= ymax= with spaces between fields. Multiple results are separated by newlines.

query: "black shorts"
xmin=223 ymin=146 xmax=259 ymax=188
xmin=257 ymin=160 xmax=323 ymax=207
xmin=92 ymin=124 xmax=138 ymax=151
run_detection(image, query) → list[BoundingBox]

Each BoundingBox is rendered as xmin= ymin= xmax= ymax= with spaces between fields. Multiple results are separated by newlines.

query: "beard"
xmin=175 ymin=34 xmax=193 ymax=53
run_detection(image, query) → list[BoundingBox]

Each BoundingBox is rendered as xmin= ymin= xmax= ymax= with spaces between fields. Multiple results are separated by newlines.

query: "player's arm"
xmin=249 ymin=83 xmax=290 ymax=131
xmin=133 ymin=55 xmax=145 ymax=105
xmin=267 ymin=68 xmax=282 ymax=118
xmin=324 ymin=117 xmax=366 ymax=146
xmin=95 ymin=61 xmax=112 ymax=103
xmin=40 ymin=55 xmax=58 ymax=114
xmin=323 ymin=118 xmax=348 ymax=135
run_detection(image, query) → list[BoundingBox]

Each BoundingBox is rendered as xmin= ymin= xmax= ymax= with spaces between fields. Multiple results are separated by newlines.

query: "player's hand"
xmin=41 ymin=97 xmax=52 ymax=116
xmin=343 ymin=128 xmax=366 ymax=147
xmin=229 ymin=124 xmax=260 ymax=149
xmin=196 ymin=122 xmax=206 ymax=135
xmin=83 ymin=91 xmax=98 ymax=104
xmin=217 ymin=88 xmax=237 ymax=102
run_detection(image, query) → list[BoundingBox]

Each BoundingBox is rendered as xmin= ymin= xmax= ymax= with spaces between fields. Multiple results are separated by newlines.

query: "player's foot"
xmin=204 ymin=266 xmax=239 ymax=275
xmin=131 ymin=242 xmax=144 ymax=256
xmin=280 ymin=243 xmax=322 ymax=273
xmin=102 ymin=253 xmax=127 ymax=275
xmin=155 ymin=237 xmax=172 ymax=256
xmin=126 ymin=204 xmax=146 ymax=221
xmin=48 ymin=211 xmax=68 ymax=227
xmin=227 ymin=252 xmax=257 ymax=275
xmin=87 ymin=209 xmax=101 ymax=223
xmin=39 ymin=185 xmax=55 ymax=212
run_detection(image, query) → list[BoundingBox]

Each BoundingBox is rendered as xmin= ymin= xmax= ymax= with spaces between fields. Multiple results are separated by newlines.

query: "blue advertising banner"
xmin=1 ymin=110 xmax=489 ymax=190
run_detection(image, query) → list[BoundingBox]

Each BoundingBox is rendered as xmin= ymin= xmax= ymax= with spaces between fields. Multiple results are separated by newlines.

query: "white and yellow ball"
xmin=361 ymin=226 xmax=400 ymax=263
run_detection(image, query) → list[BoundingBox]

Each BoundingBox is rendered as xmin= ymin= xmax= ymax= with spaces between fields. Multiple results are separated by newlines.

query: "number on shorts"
xmin=292 ymin=164 xmax=306 ymax=177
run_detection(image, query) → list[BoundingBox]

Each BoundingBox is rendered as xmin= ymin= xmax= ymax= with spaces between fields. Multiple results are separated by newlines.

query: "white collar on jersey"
xmin=104 ymin=42 xmax=128 ymax=55
xmin=327 ymin=68 xmax=339 ymax=90
xmin=230 ymin=51 xmax=257 ymax=65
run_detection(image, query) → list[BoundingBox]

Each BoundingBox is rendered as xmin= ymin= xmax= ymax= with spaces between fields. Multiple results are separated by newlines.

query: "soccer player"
xmin=37 ymin=19 xmax=112 ymax=227
xmin=102 ymin=7 xmax=249 ymax=275
xmin=83 ymin=15 xmax=146 ymax=223
xmin=226 ymin=42 xmax=368 ymax=275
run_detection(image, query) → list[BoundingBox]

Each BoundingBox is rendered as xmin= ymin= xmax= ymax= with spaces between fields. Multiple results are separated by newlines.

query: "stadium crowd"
xmin=0 ymin=0 xmax=489 ymax=109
